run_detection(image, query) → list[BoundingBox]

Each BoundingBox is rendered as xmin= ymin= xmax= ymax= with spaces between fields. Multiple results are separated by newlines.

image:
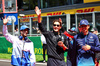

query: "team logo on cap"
xmin=82 ymin=21 xmax=86 ymax=24
xmin=82 ymin=21 xmax=84 ymax=23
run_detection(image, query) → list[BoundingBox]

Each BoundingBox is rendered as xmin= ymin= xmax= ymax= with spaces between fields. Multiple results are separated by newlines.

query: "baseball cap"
xmin=80 ymin=19 xmax=89 ymax=25
xmin=20 ymin=25 xmax=30 ymax=30
xmin=90 ymin=27 xmax=98 ymax=32
xmin=68 ymin=27 xmax=77 ymax=32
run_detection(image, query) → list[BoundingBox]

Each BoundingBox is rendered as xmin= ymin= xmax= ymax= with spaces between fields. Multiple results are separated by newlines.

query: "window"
xmin=73 ymin=0 xmax=83 ymax=4
xmin=5 ymin=0 xmax=17 ymax=12
xmin=40 ymin=0 xmax=83 ymax=9
xmin=70 ymin=15 xmax=75 ymax=28
xmin=18 ymin=0 xmax=38 ymax=11
xmin=95 ymin=13 xmax=100 ymax=32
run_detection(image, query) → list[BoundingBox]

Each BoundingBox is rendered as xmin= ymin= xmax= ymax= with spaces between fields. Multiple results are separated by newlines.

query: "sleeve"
xmin=38 ymin=23 xmax=49 ymax=39
xmin=41 ymin=34 xmax=47 ymax=44
xmin=90 ymin=36 xmax=100 ymax=52
xmin=3 ymin=25 xmax=15 ymax=44
xmin=30 ymin=42 xmax=36 ymax=66
xmin=64 ymin=35 xmax=69 ymax=51
xmin=72 ymin=38 xmax=77 ymax=66
xmin=64 ymin=31 xmax=74 ymax=39
xmin=38 ymin=23 xmax=47 ymax=33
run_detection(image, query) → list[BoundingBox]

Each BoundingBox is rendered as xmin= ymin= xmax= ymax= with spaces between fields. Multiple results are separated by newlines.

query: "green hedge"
xmin=0 ymin=36 xmax=67 ymax=56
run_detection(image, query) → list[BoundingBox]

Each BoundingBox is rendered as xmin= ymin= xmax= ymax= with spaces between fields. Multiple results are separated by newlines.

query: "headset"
xmin=19 ymin=36 xmax=27 ymax=40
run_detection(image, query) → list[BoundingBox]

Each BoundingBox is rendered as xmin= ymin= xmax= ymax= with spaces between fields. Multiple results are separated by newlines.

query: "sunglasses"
xmin=53 ymin=24 xmax=60 ymax=27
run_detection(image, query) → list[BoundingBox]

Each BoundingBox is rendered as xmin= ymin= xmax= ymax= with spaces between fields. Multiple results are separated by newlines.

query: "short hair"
xmin=53 ymin=19 xmax=62 ymax=26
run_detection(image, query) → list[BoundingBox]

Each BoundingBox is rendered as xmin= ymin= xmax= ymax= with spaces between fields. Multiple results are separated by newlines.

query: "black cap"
xmin=90 ymin=27 xmax=98 ymax=32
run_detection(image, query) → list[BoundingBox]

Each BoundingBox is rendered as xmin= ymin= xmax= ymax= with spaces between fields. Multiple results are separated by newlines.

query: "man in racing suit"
xmin=2 ymin=17 xmax=36 ymax=66
xmin=35 ymin=6 xmax=68 ymax=66
xmin=73 ymin=19 xmax=100 ymax=66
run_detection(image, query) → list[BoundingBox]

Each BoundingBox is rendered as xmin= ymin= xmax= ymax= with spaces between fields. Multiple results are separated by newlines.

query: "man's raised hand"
xmin=35 ymin=6 xmax=41 ymax=23
xmin=35 ymin=6 xmax=41 ymax=16
xmin=59 ymin=18 xmax=62 ymax=23
xmin=2 ymin=16 xmax=9 ymax=25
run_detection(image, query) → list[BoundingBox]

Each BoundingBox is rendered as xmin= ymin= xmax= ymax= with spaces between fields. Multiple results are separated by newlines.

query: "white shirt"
xmin=41 ymin=34 xmax=47 ymax=44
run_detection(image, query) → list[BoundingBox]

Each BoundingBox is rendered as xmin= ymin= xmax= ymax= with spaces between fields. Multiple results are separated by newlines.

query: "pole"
xmin=12 ymin=19 xmax=15 ymax=35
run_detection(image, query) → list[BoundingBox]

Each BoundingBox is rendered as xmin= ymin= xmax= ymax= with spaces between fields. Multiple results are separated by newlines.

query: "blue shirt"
xmin=73 ymin=32 xmax=100 ymax=66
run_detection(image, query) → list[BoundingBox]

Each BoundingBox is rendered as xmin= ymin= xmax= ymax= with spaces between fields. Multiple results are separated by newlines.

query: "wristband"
xmin=38 ymin=14 xmax=41 ymax=23
xmin=62 ymin=45 xmax=67 ymax=51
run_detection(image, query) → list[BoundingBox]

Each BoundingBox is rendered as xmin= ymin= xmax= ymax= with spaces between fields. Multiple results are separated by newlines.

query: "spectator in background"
xmin=73 ymin=19 xmax=100 ymax=66
xmin=14 ymin=25 xmax=18 ymax=36
xmin=90 ymin=27 xmax=98 ymax=35
xmin=2 ymin=16 xmax=36 ymax=66
xmin=41 ymin=34 xmax=47 ymax=63
xmin=90 ymin=27 xmax=100 ymax=66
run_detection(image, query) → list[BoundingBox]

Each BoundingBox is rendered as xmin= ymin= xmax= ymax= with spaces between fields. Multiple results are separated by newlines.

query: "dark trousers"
xmin=96 ymin=53 xmax=100 ymax=62
xmin=67 ymin=59 xmax=72 ymax=66
xmin=47 ymin=57 xmax=66 ymax=66
xmin=43 ymin=44 xmax=47 ymax=60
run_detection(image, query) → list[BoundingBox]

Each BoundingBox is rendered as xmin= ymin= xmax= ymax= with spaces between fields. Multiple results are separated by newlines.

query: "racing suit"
xmin=73 ymin=32 xmax=100 ymax=66
xmin=38 ymin=23 xmax=68 ymax=66
xmin=3 ymin=25 xmax=36 ymax=66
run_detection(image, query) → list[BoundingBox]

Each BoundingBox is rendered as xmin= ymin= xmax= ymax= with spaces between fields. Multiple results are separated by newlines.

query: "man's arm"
xmin=35 ymin=6 xmax=47 ymax=34
xmin=82 ymin=35 xmax=100 ymax=52
xmin=35 ymin=6 xmax=41 ymax=23
xmin=58 ymin=41 xmax=68 ymax=51
xmin=2 ymin=16 xmax=15 ymax=43
xmin=90 ymin=36 xmax=100 ymax=52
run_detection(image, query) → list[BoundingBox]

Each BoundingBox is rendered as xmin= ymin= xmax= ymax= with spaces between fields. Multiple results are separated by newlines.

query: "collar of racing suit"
xmin=53 ymin=30 xmax=61 ymax=36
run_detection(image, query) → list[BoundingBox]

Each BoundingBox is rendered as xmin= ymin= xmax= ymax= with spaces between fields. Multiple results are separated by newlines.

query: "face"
xmin=80 ymin=25 xmax=90 ymax=35
xmin=53 ymin=22 xmax=61 ymax=32
xmin=20 ymin=29 xmax=29 ymax=37
xmin=78 ymin=26 xmax=82 ymax=32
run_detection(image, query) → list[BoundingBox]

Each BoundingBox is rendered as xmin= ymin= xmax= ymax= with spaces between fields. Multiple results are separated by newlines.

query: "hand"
xmin=58 ymin=41 xmax=64 ymax=47
xmin=58 ymin=41 xmax=68 ymax=50
xmin=35 ymin=6 xmax=41 ymax=16
xmin=2 ymin=16 xmax=9 ymax=25
xmin=59 ymin=18 xmax=62 ymax=23
xmin=35 ymin=6 xmax=41 ymax=23
xmin=82 ymin=44 xmax=91 ymax=51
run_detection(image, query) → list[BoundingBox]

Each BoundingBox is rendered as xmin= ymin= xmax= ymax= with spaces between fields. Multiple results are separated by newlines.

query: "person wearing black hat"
xmin=2 ymin=16 xmax=36 ymax=66
xmin=35 ymin=6 xmax=68 ymax=66
xmin=72 ymin=19 xmax=100 ymax=66
xmin=90 ymin=27 xmax=100 ymax=66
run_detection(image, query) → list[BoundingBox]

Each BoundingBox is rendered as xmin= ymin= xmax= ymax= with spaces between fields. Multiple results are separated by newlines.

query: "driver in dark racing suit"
xmin=35 ymin=6 xmax=68 ymax=66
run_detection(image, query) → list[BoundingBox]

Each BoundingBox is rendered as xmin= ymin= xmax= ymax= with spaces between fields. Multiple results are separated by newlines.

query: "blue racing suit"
xmin=73 ymin=32 xmax=100 ymax=66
